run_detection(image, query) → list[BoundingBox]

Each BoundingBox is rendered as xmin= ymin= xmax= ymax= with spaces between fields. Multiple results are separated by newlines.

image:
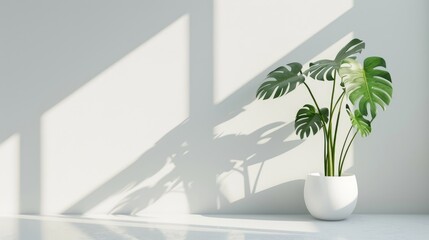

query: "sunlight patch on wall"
xmin=41 ymin=15 xmax=189 ymax=214
xmin=217 ymin=161 xmax=245 ymax=204
xmin=213 ymin=0 xmax=353 ymax=104
xmin=0 ymin=134 xmax=20 ymax=214
xmin=141 ymin=181 xmax=190 ymax=214
xmin=90 ymin=160 xmax=191 ymax=215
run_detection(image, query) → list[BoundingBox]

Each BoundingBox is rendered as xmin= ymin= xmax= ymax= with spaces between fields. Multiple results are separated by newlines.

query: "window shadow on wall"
xmin=0 ymin=2 xmax=370 ymax=240
xmin=62 ymin=0 xmax=359 ymax=216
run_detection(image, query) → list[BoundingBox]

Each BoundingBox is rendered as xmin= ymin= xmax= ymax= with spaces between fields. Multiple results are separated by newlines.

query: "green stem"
xmin=323 ymin=133 xmax=327 ymax=175
xmin=303 ymin=82 xmax=326 ymax=126
xmin=333 ymin=91 xmax=345 ymax=113
xmin=333 ymin=91 xmax=346 ymax=175
xmin=339 ymin=118 xmax=374 ymax=175
xmin=333 ymin=92 xmax=345 ymax=146
xmin=329 ymin=73 xmax=337 ymax=120
xmin=328 ymin=72 xmax=337 ymax=176
xmin=303 ymin=82 xmax=330 ymax=175
xmin=326 ymin=136 xmax=332 ymax=176
xmin=338 ymin=125 xmax=353 ymax=176
xmin=339 ymin=131 xmax=358 ymax=175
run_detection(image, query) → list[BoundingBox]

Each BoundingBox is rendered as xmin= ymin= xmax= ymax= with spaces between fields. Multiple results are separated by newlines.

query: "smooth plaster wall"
xmin=0 ymin=0 xmax=427 ymax=214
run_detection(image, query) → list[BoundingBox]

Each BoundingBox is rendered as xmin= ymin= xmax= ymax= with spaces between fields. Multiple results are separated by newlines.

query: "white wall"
xmin=0 ymin=0 xmax=427 ymax=215
xmin=349 ymin=1 xmax=429 ymax=213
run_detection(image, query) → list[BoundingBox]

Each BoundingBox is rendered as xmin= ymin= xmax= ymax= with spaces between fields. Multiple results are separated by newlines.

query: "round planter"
xmin=304 ymin=173 xmax=358 ymax=220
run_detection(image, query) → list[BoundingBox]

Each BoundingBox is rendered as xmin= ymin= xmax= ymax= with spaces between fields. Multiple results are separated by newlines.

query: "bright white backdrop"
xmin=0 ymin=0 xmax=428 ymax=214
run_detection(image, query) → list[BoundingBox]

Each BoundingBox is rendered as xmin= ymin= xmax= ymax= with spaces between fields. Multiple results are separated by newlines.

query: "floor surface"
xmin=0 ymin=214 xmax=428 ymax=240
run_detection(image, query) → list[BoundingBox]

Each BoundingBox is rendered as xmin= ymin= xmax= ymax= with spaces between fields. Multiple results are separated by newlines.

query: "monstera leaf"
xmin=304 ymin=38 xmax=365 ymax=81
xmin=339 ymin=57 xmax=392 ymax=118
xmin=256 ymin=62 xmax=305 ymax=100
xmin=346 ymin=105 xmax=371 ymax=137
xmin=295 ymin=104 xmax=329 ymax=139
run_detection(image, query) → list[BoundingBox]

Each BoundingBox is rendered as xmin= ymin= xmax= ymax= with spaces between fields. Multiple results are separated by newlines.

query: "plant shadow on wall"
xmin=96 ymin=121 xmax=303 ymax=215
xmin=63 ymin=111 xmax=307 ymax=214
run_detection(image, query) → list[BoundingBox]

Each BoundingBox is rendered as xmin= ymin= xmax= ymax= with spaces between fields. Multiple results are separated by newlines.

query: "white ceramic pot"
xmin=304 ymin=173 xmax=358 ymax=220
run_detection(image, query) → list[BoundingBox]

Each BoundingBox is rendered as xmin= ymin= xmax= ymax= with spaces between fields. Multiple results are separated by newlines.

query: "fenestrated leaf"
xmin=256 ymin=62 xmax=305 ymax=100
xmin=303 ymin=38 xmax=365 ymax=81
xmin=306 ymin=60 xmax=337 ymax=80
xmin=339 ymin=57 xmax=392 ymax=118
xmin=346 ymin=105 xmax=371 ymax=137
xmin=295 ymin=104 xmax=329 ymax=139
xmin=334 ymin=38 xmax=366 ymax=62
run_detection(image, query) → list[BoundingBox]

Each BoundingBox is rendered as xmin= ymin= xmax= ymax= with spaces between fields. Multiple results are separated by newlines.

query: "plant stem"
xmin=324 ymin=133 xmax=327 ymax=175
xmin=338 ymin=126 xmax=353 ymax=176
xmin=339 ymin=131 xmax=358 ymax=175
xmin=339 ymin=117 xmax=376 ymax=175
xmin=333 ymin=91 xmax=346 ymax=175
xmin=303 ymin=82 xmax=330 ymax=176
xmin=326 ymin=135 xmax=332 ymax=176
xmin=329 ymin=73 xmax=336 ymax=120
xmin=333 ymin=92 xmax=345 ymax=146
xmin=333 ymin=91 xmax=345 ymax=113
xmin=338 ymin=116 xmax=375 ymax=175
xmin=303 ymin=82 xmax=325 ymax=125
xmin=328 ymin=72 xmax=337 ymax=176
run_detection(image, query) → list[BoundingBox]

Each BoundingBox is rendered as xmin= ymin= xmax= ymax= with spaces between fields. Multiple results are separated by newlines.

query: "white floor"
xmin=0 ymin=214 xmax=428 ymax=240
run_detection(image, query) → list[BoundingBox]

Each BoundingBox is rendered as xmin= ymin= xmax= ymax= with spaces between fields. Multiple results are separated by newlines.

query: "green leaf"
xmin=295 ymin=104 xmax=329 ymax=139
xmin=346 ymin=105 xmax=371 ymax=137
xmin=304 ymin=38 xmax=365 ymax=81
xmin=334 ymin=38 xmax=366 ymax=62
xmin=305 ymin=60 xmax=337 ymax=80
xmin=339 ymin=57 xmax=392 ymax=118
xmin=256 ymin=62 xmax=305 ymax=100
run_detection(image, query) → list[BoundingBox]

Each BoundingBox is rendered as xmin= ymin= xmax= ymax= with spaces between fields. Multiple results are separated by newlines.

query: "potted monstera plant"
xmin=256 ymin=39 xmax=392 ymax=220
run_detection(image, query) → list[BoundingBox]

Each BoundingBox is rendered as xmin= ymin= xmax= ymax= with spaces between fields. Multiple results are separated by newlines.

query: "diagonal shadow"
xmin=0 ymin=0 xmax=190 ymax=143
xmin=107 ymin=122 xmax=302 ymax=214
xmin=63 ymin=3 xmax=358 ymax=214
xmin=0 ymin=0 xmax=191 ymax=214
